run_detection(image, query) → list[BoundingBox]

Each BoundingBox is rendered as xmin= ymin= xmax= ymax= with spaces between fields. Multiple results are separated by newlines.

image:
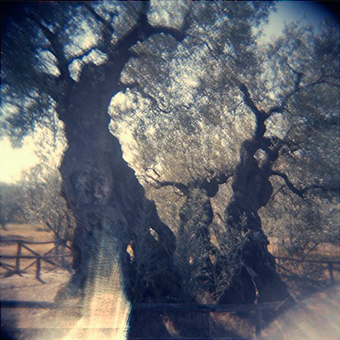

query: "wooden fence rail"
xmin=2 ymin=239 xmax=338 ymax=285
xmin=274 ymin=256 xmax=340 ymax=285
xmin=1 ymin=250 xmax=339 ymax=339
xmin=1 ymin=300 xmax=292 ymax=339
xmin=0 ymin=239 xmax=72 ymax=282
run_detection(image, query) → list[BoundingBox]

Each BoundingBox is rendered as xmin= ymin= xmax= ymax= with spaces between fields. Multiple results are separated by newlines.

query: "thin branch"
xmin=119 ymin=82 xmax=173 ymax=114
xmin=271 ymin=171 xmax=304 ymax=198
xmin=301 ymin=184 xmax=339 ymax=195
xmin=271 ymin=171 xmax=339 ymax=198
xmin=286 ymin=62 xmax=304 ymax=91
xmin=83 ymin=2 xmax=116 ymax=54
xmin=267 ymin=61 xmax=304 ymax=115
xmin=268 ymin=69 xmax=339 ymax=117
xmin=145 ymin=175 xmax=189 ymax=196
xmin=305 ymin=76 xmax=340 ymax=88
xmin=146 ymin=168 xmax=161 ymax=178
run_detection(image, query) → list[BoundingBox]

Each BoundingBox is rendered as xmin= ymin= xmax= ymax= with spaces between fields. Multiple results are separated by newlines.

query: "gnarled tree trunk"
xmin=53 ymin=36 xmax=182 ymax=339
xmin=221 ymin=141 xmax=290 ymax=305
xmin=220 ymin=84 xmax=292 ymax=306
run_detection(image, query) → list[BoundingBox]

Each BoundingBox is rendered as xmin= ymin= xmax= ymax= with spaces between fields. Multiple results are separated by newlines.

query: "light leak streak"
xmin=260 ymin=285 xmax=340 ymax=340
xmin=61 ymin=226 xmax=131 ymax=340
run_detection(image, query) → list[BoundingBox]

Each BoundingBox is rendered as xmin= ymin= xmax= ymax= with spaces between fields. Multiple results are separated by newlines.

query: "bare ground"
xmin=1 ymin=224 xmax=75 ymax=340
xmin=1 ymin=224 xmax=340 ymax=340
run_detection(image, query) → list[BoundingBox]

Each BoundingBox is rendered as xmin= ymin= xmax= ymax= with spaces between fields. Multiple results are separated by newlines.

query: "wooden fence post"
xmin=328 ymin=263 xmax=334 ymax=285
xmin=206 ymin=312 xmax=211 ymax=338
xmin=36 ymin=257 xmax=44 ymax=283
xmin=61 ymin=244 xmax=66 ymax=268
xmin=15 ymin=241 xmax=22 ymax=275
xmin=255 ymin=307 xmax=262 ymax=339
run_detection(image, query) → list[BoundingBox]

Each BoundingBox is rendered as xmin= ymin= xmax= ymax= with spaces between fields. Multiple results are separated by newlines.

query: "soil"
xmin=1 ymin=224 xmax=339 ymax=340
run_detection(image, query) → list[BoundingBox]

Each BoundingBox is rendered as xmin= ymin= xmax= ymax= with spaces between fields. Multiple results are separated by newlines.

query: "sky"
xmin=0 ymin=1 xmax=337 ymax=184
xmin=261 ymin=1 xmax=336 ymax=41
xmin=0 ymin=136 xmax=38 ymax=183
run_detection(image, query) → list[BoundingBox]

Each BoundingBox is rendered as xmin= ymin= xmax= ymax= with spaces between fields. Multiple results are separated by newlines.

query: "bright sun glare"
xmin=0 ymin=137 xmax=38 ymax=183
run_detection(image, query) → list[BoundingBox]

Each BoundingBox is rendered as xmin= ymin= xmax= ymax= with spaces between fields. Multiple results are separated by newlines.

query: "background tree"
xmin=16 ymin=120 xmax=76 ymax=240
xmin=22 ymin=165 xmax=76 ymax=240
xmin=0 ymin=183 xmax=26 ymax=230
xmin=111 ymin=4 xmax=339 ymax=305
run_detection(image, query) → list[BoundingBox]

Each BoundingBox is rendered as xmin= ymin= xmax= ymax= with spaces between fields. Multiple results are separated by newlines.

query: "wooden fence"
xmin=1 ymin=248 xmax=339 ymax=339
xmin=131 ymin=300 xmax=292 ymax=339
xmin=1 ymin=299 xmax=291 ymax=339
xmin=0 ymin=239 xmax=72 ymax=283
xmin=1 ymin=239 xmax=338 ymax=286
xmin=274 ymin=256 xmax=340 ymax=285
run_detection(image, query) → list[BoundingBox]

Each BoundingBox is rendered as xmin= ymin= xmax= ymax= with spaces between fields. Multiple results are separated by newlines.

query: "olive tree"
xmin=1 ymin=2 xmax=192 ymax=337
xmin=111 ymin=7 xmax=339 ymax=305
xmin=0 ymin=183 xmax=26 ymax=230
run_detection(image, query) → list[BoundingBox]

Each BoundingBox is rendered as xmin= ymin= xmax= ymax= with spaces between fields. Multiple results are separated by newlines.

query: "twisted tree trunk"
xmin=53 ymin=62 xmax=180 ymax=337
xmin=52 ymin=7 xmax=188 ymax=335
xmin=221 ymin=142 xmax=290 ymax=304
xmin=151 ymin=174 xmax=229 ymax=301
xmin=220 ymin=84 xmax=292 ymax=306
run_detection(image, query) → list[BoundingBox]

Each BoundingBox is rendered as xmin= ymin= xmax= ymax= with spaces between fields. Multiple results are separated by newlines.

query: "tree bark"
xmin=51 ymin=57 xmax=181 ymax=340
xmin=164 ymin=175 xmax=230 ymax=301
xmin=59 ymin=72 xmax=177 ymax=285
xmin=49 ymin=5 xmax=190 ymax=335
xmin=220 ymin=85 xmax=292 ymax=306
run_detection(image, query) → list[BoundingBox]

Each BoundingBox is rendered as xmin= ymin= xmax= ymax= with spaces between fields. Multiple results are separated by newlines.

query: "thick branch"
xmin=238 ymin=82 xmax=269 ymax=141
xmin=27 ymin=14 xmax=71 ymax=83
xmin=238 ymin=83 xmax=267 ymax=120
xmin=112 ymin=4 xmax=186 ymax=61
xmin=144 ymin=175 xmax=189 ymax=196
xmin=79 ymin=3 xmax=189 ymax=103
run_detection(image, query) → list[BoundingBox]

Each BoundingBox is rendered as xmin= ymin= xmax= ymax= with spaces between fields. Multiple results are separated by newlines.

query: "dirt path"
xmin=1 ymin=224 xmax=75 ymax=340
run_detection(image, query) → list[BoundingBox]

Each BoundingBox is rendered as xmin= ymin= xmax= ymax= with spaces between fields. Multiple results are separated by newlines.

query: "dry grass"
xmin=1 ymin=223 xmax=53 ymax=240
xmin=268 ymin=238 xmax=340 ymax=260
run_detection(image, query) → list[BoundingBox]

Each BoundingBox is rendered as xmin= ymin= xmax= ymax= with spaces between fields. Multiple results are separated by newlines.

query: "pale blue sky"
xmin=262 ymin=1 xmax=336 ymax=41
